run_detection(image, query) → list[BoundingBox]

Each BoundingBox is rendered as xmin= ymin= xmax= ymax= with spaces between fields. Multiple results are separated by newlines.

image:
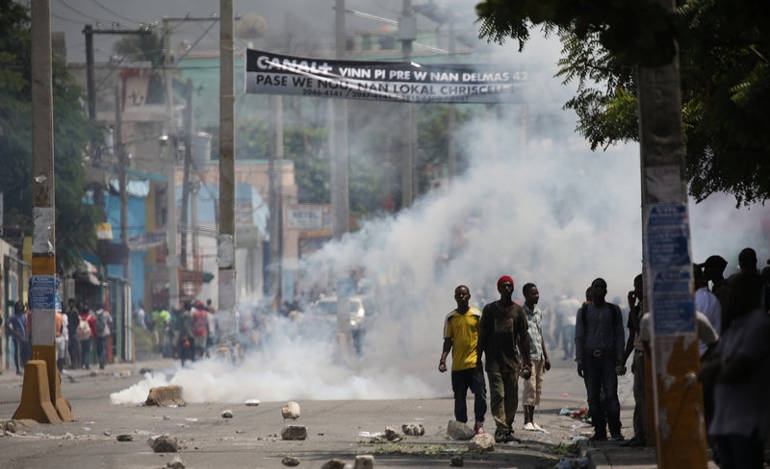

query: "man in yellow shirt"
xmin=439 ymin=285 xmax=487 ymax=435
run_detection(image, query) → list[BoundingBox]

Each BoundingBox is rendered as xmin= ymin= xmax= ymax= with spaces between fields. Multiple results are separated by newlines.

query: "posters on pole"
xmin=245 ymin=49 xmax=527 ymax=103
xmin=646 ymin=203 xmax=695 ymax=336
xmin=29 ymin=275 xmax=58 ymax=345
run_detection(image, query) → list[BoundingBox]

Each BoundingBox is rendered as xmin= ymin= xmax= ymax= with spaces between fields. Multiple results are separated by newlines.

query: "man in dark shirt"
xmin=65 ymin=299 xmax=80 ymax=370
xmin=477 ymin=275 xmax=532 ymax=443
xmin=575 ymin=277 xmax=626 ymax=441
xmin=621 ymin=274 xmax=646 ymax=447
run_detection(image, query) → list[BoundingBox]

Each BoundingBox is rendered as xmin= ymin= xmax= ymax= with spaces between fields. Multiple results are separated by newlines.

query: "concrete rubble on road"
xmin=166 ymin=455 xmax=186 ymax=469
xmin=383 ymin=425 xmax=403 ymax=442
xmin=468 ymin=432 xmax=495 ymax=451
xmin=148 ymin=433 xmax=181 ymax=452
xmin=446 ymin=420 xmax=475 ymax=440
xmin=281 ymin=401 xmax=300 ymax=420
xmin=401 ymin=422 xmax=425 ymax=436
xmin=320 ymin=458 xmax=347 ymax=469
xmin=145 ymin=385 xmax=185 ymax=407
xmin=281 ymin=455 xmax=300 ymax=466
xmin=281 ymin=424 xmax=308 ymax=440
xmin=221 ymin=409 xmax=233 ymax=418
xmin=353 ymin=454 xmax=375 ymax=469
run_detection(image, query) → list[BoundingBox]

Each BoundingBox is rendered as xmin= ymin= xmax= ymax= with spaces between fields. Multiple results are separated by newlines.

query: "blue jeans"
xmin=95 ymin=336 xmax=109 ymax=368
xmin=583 ymin=353 xmax=621 ymax=436
xmin=80 ymin=338 xmax=92 ymax=368
xmin=451 ymin=367 xmax=487 ymax=423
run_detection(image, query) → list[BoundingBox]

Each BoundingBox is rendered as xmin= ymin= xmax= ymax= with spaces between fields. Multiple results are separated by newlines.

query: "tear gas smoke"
xmin=112 ymin=29 xmax=770 ymax=406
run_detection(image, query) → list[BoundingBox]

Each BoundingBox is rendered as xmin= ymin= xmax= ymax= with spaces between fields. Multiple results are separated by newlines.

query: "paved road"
xmin=0 ymin=356 xmax=643 ymax=469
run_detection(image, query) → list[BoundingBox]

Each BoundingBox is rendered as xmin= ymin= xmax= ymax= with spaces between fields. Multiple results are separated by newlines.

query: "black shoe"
xmin=505 ymin=432 xmax=521 ymax=443
xmin=494 ymin=430 xmax=508 ymax=443
xmin=609 ymin=434 xmax=625 ymax=442
xmin=621 ymin=437 xmax=645 ymax=447
xmin=589 ymin=433 xmax=607 ymax=442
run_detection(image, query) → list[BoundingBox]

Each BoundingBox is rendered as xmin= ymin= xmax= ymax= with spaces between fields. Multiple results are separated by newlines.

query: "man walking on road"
xmin=66 ymin=299 xmax=81 ymax=369
xmin=438 ymin=285 xmax=487 ymax=435
xmin=478 ymin=275 xmax=532 ymax=443
xmin=621 ymin=274 xmax=646 ymax=447
xmin=521 ymin=282 xmax=551 ymax=432
xmin=575 ymin=278 xmax=626 ymax=442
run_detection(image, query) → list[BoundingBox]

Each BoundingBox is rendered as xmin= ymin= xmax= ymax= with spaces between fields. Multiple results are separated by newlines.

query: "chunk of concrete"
xmin=221 ymin=409 xmax=233 ymax=418
xmin=447 ymin=420 xmax=475 ymax=440
xmin=401 ymin=423 xmax=425 ymax=436
xmin=321 ymin=459 xmax=346 ymax=469
xmin=281 ymin=401 xmax=300 ymax=420
xmin=281 ymin=456 xmax=300 ymax=467
xmin=468 ymin=433 xmax=495 ymax=451
xmin=145 ymin=386 xmax=185 ymax=407
xmin=354 ymin=454 xmax=375 ymax=469
xmin=148 ymin=434 xmax=180 ymax=453
xmin=384 ymin=426 xmax=403 ymax=442
xmin=281 ymin=425 xmax=308 ymax=440
xmin=166 ymin=455 xmax=186 ymax=469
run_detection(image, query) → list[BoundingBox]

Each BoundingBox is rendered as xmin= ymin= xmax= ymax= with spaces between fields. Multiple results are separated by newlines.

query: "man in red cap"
xmin=477 ymin=275 xmax=532 ymax=443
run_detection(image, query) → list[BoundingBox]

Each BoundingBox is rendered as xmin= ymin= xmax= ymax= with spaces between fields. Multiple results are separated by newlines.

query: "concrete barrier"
xmin=12 ymin=360 xmax=62 ymax=423
xmin=145 ymin=385 xmax=185 ymax=407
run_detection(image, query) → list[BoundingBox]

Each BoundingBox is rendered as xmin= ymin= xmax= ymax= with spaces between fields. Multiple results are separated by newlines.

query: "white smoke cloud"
xmin=112 ymin=24 xmax=770 ymax=405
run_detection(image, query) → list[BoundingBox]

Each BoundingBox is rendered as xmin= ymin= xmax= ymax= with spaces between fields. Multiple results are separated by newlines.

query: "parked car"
xmin=308 ymin=295 xmax=368 ymax=354
xmin=310 ymin=295 xmax=367 ymax=330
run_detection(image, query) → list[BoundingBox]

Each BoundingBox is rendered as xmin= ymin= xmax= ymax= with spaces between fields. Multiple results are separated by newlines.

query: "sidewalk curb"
xmin=583 ymin=447 xmax=609 ymax=469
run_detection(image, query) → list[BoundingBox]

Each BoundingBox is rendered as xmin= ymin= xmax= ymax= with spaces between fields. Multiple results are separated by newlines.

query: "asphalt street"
xmin=0 ymin=356 xmax=645 ymax=469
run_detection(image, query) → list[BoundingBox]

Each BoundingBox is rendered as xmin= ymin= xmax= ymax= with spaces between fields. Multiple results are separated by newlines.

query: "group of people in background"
xmin=4 ymin=298 xmax=114 ymax=375
xmin=437 ymin=247 xmax=770 ymax=468
xmin=137 ymin=299 xmax=217 ymax=367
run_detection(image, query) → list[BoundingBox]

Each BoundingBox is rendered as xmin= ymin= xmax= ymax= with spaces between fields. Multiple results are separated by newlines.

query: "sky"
xmin=48 ymin=1 xmax=769 ymax=404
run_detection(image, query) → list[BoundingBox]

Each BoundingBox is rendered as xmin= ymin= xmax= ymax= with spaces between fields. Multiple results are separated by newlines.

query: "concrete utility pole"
xmin=400 ymin=0 xmax=417 ymax=206
xmin=331 ymin=0 xmax=352 ymax=353
xmin=637 ymin=0 xmax=708 ymax=466
xmin=115 ymin=83 xmax=131 ymax=287
xmin=331 ymin=0 xmax=350 ymax=241
xmin=447 ymin=21 xmax=456 ymax=183
xmin=218 ymin=0 xmax=237 ymax=342
xmin=180 ymin=79 xmax=193 ymax=270
xmin=268 ymin=96 xmax=284 ymax=307
xmin=15 ymin=0 xmax=72 ymax=423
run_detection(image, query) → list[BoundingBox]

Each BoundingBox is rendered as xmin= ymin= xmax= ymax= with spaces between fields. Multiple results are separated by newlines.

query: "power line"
xmin=57 ymin=0 xmax=110 ymax=24
xmin=88 ymin=0 xmax=142 ymax=26
xmin=52 ymin=12 xmax=85 ymax=24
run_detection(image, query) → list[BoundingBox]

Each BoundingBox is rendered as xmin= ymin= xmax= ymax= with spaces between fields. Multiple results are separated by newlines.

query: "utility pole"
xmin=447 ymin=20 xmax=456 ymax=183
xmin=218 ymin=0 xmax=237 ymax=344
xmin=180 ymin=80 xmax=193 ymax=270
xmin=268 ymin=96 xmax=284 ymax=307
xmin=15 ymin=0 xmax=72 ymax=423
xmin=400 ymin=0 xmax=417 ymax=206
xmin=637 ymin=0 xmax=707 ymax=467
xmin=332 ymin=0 xmax=352 ymax=354
xmin=115 ymin=83 xmax=131 ymax=287
xmin=332 ymin=0 xmax=350 ymax=240
xmin=161 ymin=17 xmax=179 ymax=312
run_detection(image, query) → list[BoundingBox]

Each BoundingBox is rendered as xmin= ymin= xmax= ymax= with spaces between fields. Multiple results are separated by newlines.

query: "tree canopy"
xmin=0 ymin=0 xmax=100 ymax=271
xmin=476 ymin=0 xmax=770 ymax=205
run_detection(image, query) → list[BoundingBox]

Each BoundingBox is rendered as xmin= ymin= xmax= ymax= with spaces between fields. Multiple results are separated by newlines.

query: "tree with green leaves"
xmin=476 ymin=0 xmax=770 ymax=205
xmin=0 ymin=1 xmax=100 ymax=272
